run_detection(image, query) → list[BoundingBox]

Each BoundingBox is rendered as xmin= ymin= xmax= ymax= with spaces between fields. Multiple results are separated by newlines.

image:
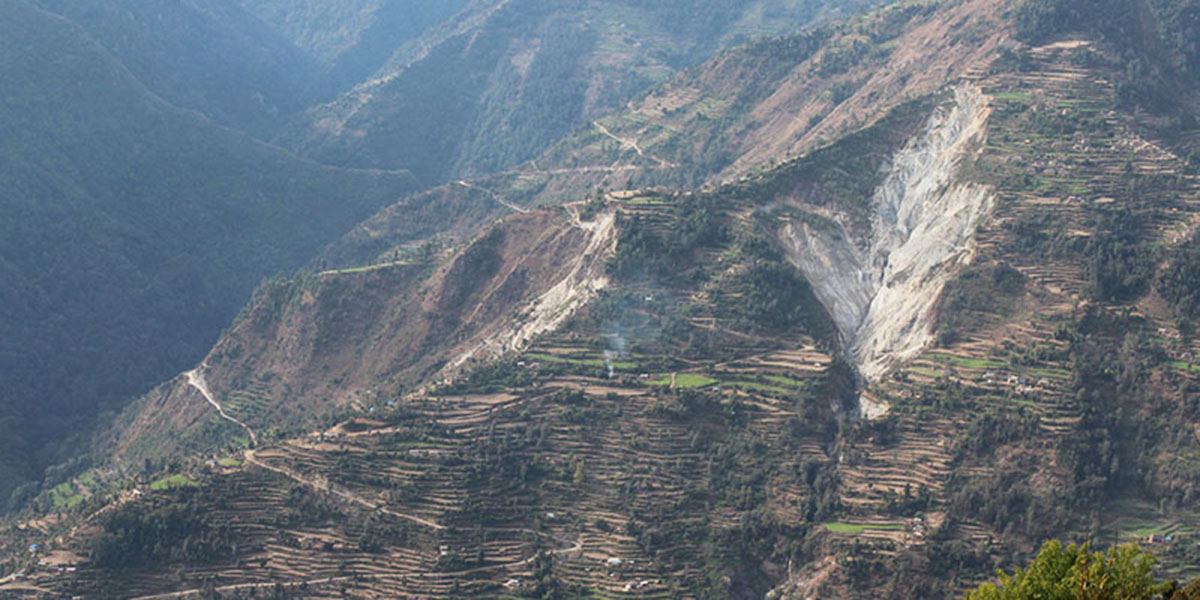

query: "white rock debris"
xmin=778 ymin=85 xmax=994 ymax=383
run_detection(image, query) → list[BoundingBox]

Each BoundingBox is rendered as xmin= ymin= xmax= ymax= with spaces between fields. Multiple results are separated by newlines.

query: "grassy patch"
xmin=990 ymin=90 xmax=1031 ymax=102
xmin=527 ymin=352 xmax=637 ymax=370
xmin=624 ymin=197 xmax=674 ymax=206
xmin=823 ymin=522 xmax=906 ymax=534
xmin=928 ymin=353 xmax=1006 ymax=370
xmin=217 ymin=457 xmax=242 ymax=467
xmin=1169 ymin=361 xmax=1200 ymax=374
xmin=908 ymin=367 xmax=944 ymax=378
xmin=647 ymin=373 xmax=719 ymax=388
xmin=149 ymin=474 xmax=199 ymax=491
xmin=50 ymin=482 xmax=84 ymax=510
xmin=1027 ymin=367 xmax=1072 ymax=379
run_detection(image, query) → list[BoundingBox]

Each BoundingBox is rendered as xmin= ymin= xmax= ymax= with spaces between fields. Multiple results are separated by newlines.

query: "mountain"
xmin=28 ymin=0 xmax=323 ymax=137
xmin=6 ymin=0 xmax=1200 ymax=598
xmin=0 ymin=0 xmax=415 ymax=509
xmin=310 ymin=0 xmax=1013 ymax=267
xmin=232 ymin=0 xmax=475 ymax=97
xmin=278 ymin=0 xmax=883 ymax=185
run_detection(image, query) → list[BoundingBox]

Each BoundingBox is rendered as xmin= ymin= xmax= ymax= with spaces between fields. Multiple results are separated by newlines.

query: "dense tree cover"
xmin=607 ymin=194 xmax=731 ymax=283
xmin=0 ymin=1 xmax=414 ymax=509
xmin=1016 ymin=0 xmax=1200 ymax=110
xmin=725 ymin=234 xmax=832 ymax=337
xmin=90 ymin=491 xmax=237 ymax=569
xmin=967 ymin=540 xmax=1169 ymax=600
xmin=936 ymin=264 xmax=1027 ymax=346
xmin=1017 ymin=0 xmax=1200 ymax=83
xmin=1084 ymin=208 xmax=1157 ymax=303
xmin=1157 ymin=234 xmax=1200 ymax=320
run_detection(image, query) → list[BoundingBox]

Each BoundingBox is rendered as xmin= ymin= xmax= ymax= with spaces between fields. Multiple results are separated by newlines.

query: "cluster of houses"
xmin=1159 ymin=327 xmax=1184 ymax=340
xmin=8 ymin=548 xmax=77 ymax=583
xmin=980 ymin=372 xmax=1053 ymax=394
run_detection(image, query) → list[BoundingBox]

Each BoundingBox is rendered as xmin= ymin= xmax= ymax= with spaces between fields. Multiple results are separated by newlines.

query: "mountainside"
xmin=108 ymin=208 xmax=617 ymax=466
xmin=29 ymin=0 xmax=323 ymax=137
xmin=0 ymin=0 xmax=415 ymax=510
xmin=310 ymin=0 xmax=1011 ymax=268
xmin=233 ymin=0 xmax=474 ymax=97
xmin=278 ymin=0 xmax=882 ymax=185
xmin=6 ymin=0 xmax=1200 ymax=598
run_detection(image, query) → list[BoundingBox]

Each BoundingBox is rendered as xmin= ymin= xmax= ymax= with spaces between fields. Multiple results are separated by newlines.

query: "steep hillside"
xmin=279 ymin=0 xmax=881 ymax=185
xmin=30 ymin=0 xmax=322 ymax=136
xmin=232 ymin=0 xmax=473 ymax=96
xmin=4 ymin=185 xmax=850 ymax=598
xmin=6 ymin=0 xmax=1200 ymax=597
xmin=309 ymin=0 xmax=1012 ymax=269
xmin=533 ymin=0 xmax=1008 ymax=187
xmin=106 ymin=208 xmax=618 ymax=465
xmin=0 ymin=0 xmax=415 ymax=509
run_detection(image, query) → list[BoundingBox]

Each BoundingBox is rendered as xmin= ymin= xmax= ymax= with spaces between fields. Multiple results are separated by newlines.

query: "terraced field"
xmin=8 ymin=31 xmax=1200 ymax=600
xmin=11 ymin=196 xmax=850 ymax=597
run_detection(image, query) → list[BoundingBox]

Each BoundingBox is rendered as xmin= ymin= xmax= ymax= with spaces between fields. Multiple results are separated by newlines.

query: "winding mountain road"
xmin=186 ymin=367 xmax=257 ymax=447
xmin=243 ymin=449 xmax=444 ymax=531
xmin=456 ymin=180 xmax=529 ymax=214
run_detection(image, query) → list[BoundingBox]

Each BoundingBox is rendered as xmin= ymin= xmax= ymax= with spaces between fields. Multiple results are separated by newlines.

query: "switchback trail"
xmin=592 ymin=120 xmax=678 ymax=168
xmin=457 ymin=180 xmax=529 ymax=213
xmin=186 ymin=367 xmax=258 ymax=447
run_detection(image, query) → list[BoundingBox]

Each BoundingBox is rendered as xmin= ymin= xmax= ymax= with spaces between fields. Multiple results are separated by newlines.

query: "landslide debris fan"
xmin=775 ymin=85 xmax=994 ymax=382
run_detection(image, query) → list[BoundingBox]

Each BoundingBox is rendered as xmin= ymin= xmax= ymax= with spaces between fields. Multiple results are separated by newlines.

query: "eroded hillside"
xmin=279 ymin=0 xmax=882 ymax=184
xmin=6 ymin=0 xmax=1200 ymax=598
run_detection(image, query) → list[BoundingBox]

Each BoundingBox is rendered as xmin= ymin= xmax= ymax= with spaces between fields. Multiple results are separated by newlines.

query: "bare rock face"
xmin=776 ymin=85 xmax=994 ymax=383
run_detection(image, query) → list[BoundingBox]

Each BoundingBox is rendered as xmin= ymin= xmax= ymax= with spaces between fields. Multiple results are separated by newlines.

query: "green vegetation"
xmin=1015 ymin=0 xmax=1200 ymax=111
xmin=725 ymin=381 xmax=791 ymax=395
xmin=967 ymin=540 xmax=1168 ymax=600
xmin=149 ymin=474 xmax=199 ymax=491
xmin=936 ymin=264 xmax=1027 ymax=345
xmin=1159 ymin=234 xmax=1200 ymax=320
xmin=765 ymin=375 xmax=808 ymax=387
xmin=647 ymin=374 xmax=719 ymax=388
xmin=823 ymin=522 xmax=905 ymax=534
xmin=928 ymin=353 xmax=1008 ymax=370
xmin=527 ymin=353 xmax=637 ymax=370
xmin=1169 ymin=361 xmax=1200 ymax=374
xmin=90 ymin=486 xmax=237 ymax=569
xmin=49 ymin=482 xmax=84 ymax=510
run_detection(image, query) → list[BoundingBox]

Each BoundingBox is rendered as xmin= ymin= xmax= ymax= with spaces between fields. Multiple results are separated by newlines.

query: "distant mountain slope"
xmin=313 ymin=0 xmax=1011 ymax=266
xmin=280 ymin=0 xmax=881 ymax=185
xmin=0 ymin=0 xmax=415 ymax=506
xmin=30 ymin=0 xmax=322 ymax=137
xmin=233 ymin=0 xmax=474 ymax=96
